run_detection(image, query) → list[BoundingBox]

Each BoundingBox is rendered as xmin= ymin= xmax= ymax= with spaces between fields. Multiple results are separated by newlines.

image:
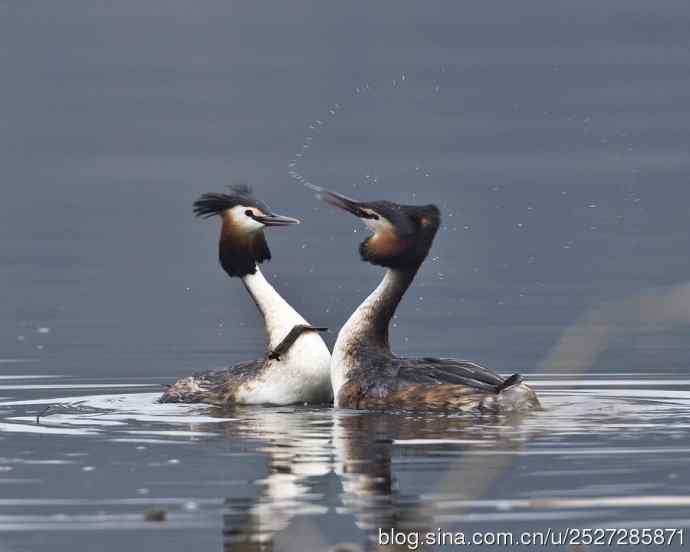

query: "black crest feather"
xmin=193 ymin=185 xmax=268 ymax=218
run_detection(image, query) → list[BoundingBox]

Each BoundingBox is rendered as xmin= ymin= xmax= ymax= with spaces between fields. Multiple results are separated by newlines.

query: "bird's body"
xmin=331 ymin=272 xmax=538 ymax=412
xmin=160 ymin=186 xmax=331 ymax=407
xmin=161 ymin=344 xmax=331 ymax=406
xmin=314 ymin=186 xmax=540 ymax=413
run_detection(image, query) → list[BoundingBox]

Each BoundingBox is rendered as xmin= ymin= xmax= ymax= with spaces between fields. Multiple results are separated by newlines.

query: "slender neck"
xmin=241 ymin=267 xmax=307 ymax=350
xmin=343 ymin=265 xmax=419 ymax=350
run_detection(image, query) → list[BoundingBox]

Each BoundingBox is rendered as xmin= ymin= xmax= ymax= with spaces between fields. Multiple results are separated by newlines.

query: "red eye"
xmin=420 ymin=217 xmax=429 ymax=226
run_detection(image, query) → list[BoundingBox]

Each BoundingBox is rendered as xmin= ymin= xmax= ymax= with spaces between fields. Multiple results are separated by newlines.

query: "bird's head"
xmin=194 ymin=184 xmax=300 ymax=277
xmin=311 ymin=185 xmax=440 ymax=270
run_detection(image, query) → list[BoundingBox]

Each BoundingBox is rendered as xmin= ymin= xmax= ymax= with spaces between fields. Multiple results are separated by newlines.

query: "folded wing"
xmin=393 ymin=357 xmax=506 ymax=393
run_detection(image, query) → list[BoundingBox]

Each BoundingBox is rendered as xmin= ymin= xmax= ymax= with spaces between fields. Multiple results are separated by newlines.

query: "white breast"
xmin=331 ymin=271 xmax=395 ymax=405
xmin=236 ymin=331 xmax=332 ymax=405
xmin=236 ymin=267 xmax=332 ymax=405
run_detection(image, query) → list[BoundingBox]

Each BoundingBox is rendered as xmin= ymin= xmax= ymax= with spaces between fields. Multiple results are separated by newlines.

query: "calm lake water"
xmin=2 ymin=1 xmax=690 ymax=550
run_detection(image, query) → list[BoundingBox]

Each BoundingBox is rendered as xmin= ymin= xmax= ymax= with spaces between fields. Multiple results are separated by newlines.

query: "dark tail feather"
xmin=496 ymin=373 xmax=523 ymax=393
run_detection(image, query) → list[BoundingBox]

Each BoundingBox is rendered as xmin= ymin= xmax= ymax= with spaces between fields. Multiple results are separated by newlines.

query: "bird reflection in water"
xmin=216 ymin=408 xmax=529 ymax=551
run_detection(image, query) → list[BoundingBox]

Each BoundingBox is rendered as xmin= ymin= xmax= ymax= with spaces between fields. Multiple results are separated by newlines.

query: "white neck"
xmin=339 ymin=270 xmax=395 ymax=346
xmin=336 ymin=268 xmax=416 ymax=352
xmin=241 ymin=267 xmax=309 ymax=350
xmin=331 ymin=268 xmax=415 ymax=402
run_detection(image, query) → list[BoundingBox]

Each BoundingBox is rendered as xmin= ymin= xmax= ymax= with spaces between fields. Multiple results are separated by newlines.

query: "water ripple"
xmin=0 ymin=373 xmax=688 ymax=547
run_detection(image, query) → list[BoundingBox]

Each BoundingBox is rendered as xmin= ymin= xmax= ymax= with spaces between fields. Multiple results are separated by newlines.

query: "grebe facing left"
xmin=160 ymin=185 xmax=332 ymax=406
xmin=313 ymin=186 xmax=540 ymax=413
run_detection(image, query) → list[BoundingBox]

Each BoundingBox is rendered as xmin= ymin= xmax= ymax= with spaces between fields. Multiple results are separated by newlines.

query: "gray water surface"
xmin=2 ymin=1 xmax=690 ymax=550
xmin=0 ymin=373 xmax=689 ymax=551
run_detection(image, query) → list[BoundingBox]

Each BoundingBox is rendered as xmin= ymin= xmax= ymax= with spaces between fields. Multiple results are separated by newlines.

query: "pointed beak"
xmin=253 ymin=213 xmax=301 ymax=227
xmin=307 ymin=184 xmax=375 ymax=219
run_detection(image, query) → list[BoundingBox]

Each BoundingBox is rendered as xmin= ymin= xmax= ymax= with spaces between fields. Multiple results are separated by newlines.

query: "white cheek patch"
xmin=229 ymin=205 xmax=265 ymax=232
xmin=362 ymin=210 xmax=395 ymax=234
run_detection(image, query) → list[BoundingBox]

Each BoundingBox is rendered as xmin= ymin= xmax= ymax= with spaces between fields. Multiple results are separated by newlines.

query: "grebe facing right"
xmin=313 ymin=186 xmax=540 ymax=413
xmin=160 ymin=185 xmax=332 ymax=406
